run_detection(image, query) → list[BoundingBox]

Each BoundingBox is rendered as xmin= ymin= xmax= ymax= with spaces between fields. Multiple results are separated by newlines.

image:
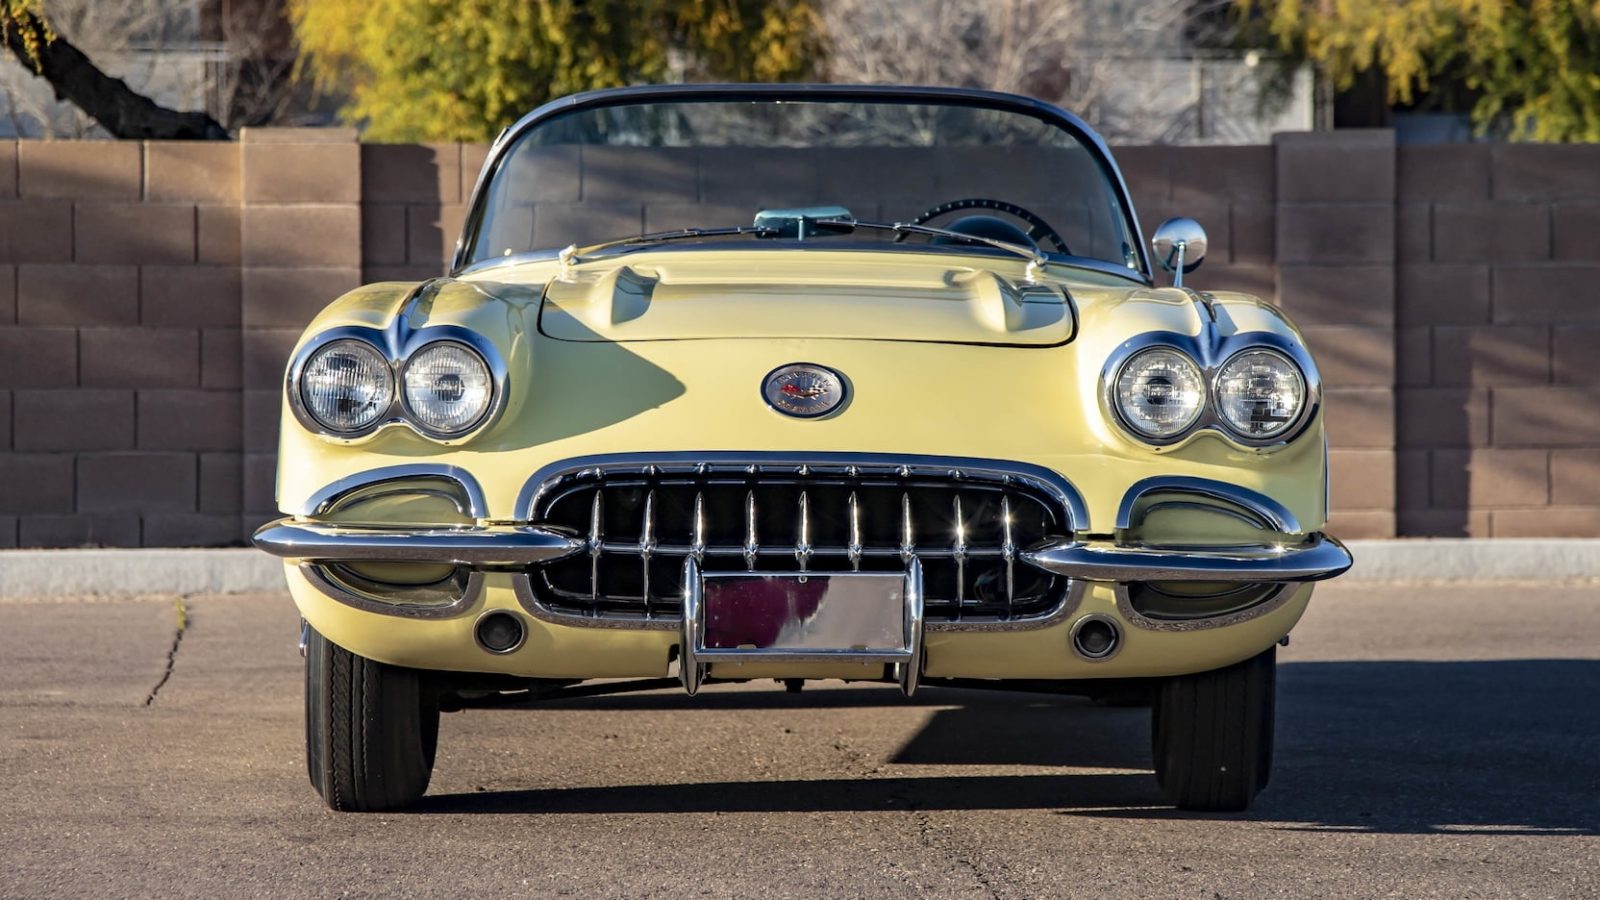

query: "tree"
xmin=818 ymin=0 xmax=1252 ymax=144
xmin=1245 ymin=0 xmax=1600 ymax=142
xmin=1 ymin=0 xmax=228 ymax=138
xmin=289 ymin=0 xmax=824 ymax=142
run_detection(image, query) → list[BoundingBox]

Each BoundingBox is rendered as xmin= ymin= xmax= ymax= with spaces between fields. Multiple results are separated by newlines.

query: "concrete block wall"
xmin=1393 ymin=144 xmax=1600 ymax=537
xmin=2 ymin=129 xmax=1599 ymax=546
xmin=240 ymin=128 xmax=364 ymax=531
xmin=0 ymin=139 xmax=246 ymax=547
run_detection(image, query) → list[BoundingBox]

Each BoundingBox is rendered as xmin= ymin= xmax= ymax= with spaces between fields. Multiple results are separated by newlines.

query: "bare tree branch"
xmin=2 ymin=3 xmax=227 ymax=138
xmin=819 ymin=0 xmax=1237 ymax=144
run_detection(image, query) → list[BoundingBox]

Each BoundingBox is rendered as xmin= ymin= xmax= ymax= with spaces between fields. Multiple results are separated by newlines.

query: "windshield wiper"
xmin=838 ymin=219 xmax=1048 ymax=273
xmin=559 ymin=215 xmax=1048 ymax=277
xmin=560 ymin=225 xmax=777 ymax=267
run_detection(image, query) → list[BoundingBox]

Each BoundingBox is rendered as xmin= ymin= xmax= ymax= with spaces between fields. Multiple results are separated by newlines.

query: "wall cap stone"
xmin=240 ymin=127 xmax=358 ymax=144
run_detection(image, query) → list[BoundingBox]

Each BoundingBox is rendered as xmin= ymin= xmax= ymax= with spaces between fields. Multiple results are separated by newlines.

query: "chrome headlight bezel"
xmin=286 ymin=325 xmax=508 ymax=444
xmin=1100 ymin=331 xmax=1320 ymax=451
xmin=1212 ymin=347 xmax=1309 ymax=443
xmin=400 ymin=340 xmax=497 ymax=439
xmin=1109 ymin=346 xmax=1207 ymax=442
xmin=293 ymin=338 xmax=395 ymax=435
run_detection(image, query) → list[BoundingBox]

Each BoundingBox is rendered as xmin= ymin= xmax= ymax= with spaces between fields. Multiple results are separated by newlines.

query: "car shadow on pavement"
xmin=416 ymin=659 xmax=1600 ymax=835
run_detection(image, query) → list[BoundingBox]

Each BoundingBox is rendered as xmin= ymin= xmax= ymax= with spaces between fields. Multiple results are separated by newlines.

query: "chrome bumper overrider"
xmin=1022 ymin=534 xmax=1352 ymax=583
xmin=252 ymin=520 xmax=580 ymax=567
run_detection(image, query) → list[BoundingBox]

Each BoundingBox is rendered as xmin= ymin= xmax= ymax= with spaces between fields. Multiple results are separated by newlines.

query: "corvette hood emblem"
xmin=762 ymin=363 xmax=847 ymax=418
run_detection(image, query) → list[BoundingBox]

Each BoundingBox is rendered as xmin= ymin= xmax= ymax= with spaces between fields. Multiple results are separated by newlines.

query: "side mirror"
xmin=1150 ymin=217 xmax=1207 ymax=288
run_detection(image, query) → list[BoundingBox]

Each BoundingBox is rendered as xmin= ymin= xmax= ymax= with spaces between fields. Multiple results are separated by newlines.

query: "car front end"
xmin=258 ymin=84 xmax=1350 ymax=813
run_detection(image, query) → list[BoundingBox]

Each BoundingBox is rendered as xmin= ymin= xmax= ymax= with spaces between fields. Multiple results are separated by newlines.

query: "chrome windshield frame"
xmin=451 ymin=83 xmax=1152 ymax=283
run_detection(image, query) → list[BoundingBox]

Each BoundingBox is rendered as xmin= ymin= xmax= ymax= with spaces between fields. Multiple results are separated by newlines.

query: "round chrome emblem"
xmin=762 ymin=363 xmax=847 ymax=418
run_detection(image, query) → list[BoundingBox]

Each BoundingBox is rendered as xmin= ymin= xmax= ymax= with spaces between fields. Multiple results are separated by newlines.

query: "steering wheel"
xmin=895 ymin=198 xmax=1072 ymax=255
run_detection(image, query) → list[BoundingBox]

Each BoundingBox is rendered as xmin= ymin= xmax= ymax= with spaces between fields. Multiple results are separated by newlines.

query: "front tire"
xmin=305 ymin=626 xmax=439 ymax=811
xmin=1151 ymin=645 xmax=1275 ymax=812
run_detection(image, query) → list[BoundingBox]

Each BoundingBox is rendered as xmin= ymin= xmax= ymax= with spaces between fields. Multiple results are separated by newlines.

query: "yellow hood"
xmin=530 ymin=253 xmax=1079 ymax=345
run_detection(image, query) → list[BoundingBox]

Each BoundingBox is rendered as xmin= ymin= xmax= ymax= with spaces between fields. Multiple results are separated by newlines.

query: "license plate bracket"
xmin=679 ymin=559 xmax=924 ymax=697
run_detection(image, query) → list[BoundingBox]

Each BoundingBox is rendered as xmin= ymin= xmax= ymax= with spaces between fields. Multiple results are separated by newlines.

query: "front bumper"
xmin=1024 ymin=535 xmax=1351 ymax=583
xmin=255 ymin=455 xmax=1349 ymax=682
xmin=253 ymin=520 xmax=580 ymax=568
xmin=253 ymin=520 xmax=1351 ymax=584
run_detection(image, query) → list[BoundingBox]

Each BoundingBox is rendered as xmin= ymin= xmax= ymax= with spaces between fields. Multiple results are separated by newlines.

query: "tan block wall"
xmin=2 ymin=130 xmax=1599 ymax=546
xmin=1393 ymin=144 xmax=1600 ymax=537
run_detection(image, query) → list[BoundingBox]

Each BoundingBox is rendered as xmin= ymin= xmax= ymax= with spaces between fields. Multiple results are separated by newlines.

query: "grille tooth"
xmin=1001 ymin=495 xmax=1016 ymax=614
xmin=690 ymin=491 xmax=706 ymax=563
xmin=899 ymin=493 xmax=915 ymax=564
xmin=952 ymin=494 xmax=967 ymax=607
xmin=796 ymin=490 xmax=812 ymax=572
xmin=743 ymin=490 xmax=759 ymax=571
xmin=847 ymin=492 xmax=863 ymax=571
xmin=588 ymin=489 xmax=604 ymax=604
xmin=640 ymin=489 xmax=656 ymax=615
xmin=530 ymin=465 xmax=1071 ymax=624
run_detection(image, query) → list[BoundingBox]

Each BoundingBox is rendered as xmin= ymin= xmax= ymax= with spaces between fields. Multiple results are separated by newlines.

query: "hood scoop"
xmin=538 ymin=258 xmax=1076 ymax=345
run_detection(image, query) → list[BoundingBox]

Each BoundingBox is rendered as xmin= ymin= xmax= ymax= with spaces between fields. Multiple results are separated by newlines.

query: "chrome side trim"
xmin=1114 ymin=582 xmax=1298 ymax=633
xmin=1022 ymin=534 xmax=1352 ymax=583
xmin=296 ymin=464 xmax=491 ymax=519
xmin=516 ymin=451 xmax=1090 ymax=533
xmin=1099 ymin=319 xmax=1323 ymax=452
xmin=299 ymin=563 xmax=484 ymax=620
xmin=1115 ymin=475 xmax=1301 ymax=534
xmin=254 ymin=519 xmax=582 ymax=567
xmin=284 ymin=317 xmax=510 ymax=445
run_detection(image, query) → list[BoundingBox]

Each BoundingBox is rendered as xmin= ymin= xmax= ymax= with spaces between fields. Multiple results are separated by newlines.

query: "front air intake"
xmin=523 ymin=459 xmax=1077 ymax=626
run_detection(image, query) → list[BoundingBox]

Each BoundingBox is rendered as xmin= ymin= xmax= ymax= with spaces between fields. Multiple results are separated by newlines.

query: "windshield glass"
xmin=466 ymin=96 xmax=1142 ymax=275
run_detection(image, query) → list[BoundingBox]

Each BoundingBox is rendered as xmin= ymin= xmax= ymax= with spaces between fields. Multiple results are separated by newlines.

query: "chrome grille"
xmin=524 ymin=460 xmax=1074 ymax=625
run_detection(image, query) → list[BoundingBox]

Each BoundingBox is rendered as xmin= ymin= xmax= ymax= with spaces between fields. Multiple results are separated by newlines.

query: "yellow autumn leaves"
xmin=287 ymin=0 xmax=823 ymax=142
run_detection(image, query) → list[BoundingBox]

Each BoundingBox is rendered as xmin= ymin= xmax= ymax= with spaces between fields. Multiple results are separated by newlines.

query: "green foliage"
xmin=1246 ymin=0 xmax=1600 ymax=142
xmin=2 ymin=0 xmax=55 ymax=68
xmin=289 ymin=0 xmax=824 ymax=142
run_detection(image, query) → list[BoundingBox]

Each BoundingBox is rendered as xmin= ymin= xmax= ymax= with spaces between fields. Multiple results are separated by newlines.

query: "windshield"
xmin=464 ymin=92 xmax=1143 ymax=276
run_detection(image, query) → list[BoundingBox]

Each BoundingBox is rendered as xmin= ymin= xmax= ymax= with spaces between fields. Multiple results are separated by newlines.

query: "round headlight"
xmin=402 ymin=342 xmax=493 ymax=435
xmin=1114 ymin=347 xmax=1205 ymax=440
xmin=1215 ymin=349 xmax=1306 ymax=440
xmin=298 ymin=339 xmax=393 ymax=433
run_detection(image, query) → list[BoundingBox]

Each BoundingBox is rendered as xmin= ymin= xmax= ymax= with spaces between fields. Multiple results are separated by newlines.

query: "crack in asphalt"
xmin=142 ymin=596 xmax=188 ymax=707
xmin=893 ymin=787 xmax=1004 ymax=899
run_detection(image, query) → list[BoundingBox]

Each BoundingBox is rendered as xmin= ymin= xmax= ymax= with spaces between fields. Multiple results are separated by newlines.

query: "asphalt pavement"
xmin=2 ymin=582 xmax=1597 ymax=898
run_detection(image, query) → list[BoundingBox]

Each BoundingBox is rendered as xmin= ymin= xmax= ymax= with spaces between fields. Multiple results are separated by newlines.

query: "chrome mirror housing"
xmin=1151 ymin=217 xmax=1207 ymax=288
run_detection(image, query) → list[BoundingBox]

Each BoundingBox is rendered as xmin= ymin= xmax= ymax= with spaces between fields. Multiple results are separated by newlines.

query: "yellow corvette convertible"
xmin=255 ymin=84 xmax=1351 ymax=812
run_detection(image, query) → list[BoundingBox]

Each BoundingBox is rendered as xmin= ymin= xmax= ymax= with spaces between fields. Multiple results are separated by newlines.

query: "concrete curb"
xmin=1339 ymin=538 xmax=1599 ymax=583
xmin=0 ymin=549 xmax=285 ymax=598
xmin=0 ymin=539 xmax=1596 ymax=598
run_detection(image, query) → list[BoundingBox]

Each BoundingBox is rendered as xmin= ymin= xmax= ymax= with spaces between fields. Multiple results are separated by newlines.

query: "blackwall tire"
xmin=304 ymin=626 xmax=439 ymax=812
xmin=1151 ymin=645 xmax=1276 ymax=812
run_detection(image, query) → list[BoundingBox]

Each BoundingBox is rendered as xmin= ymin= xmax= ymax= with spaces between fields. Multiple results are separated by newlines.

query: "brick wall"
xmin=1 ymin=129 xmax=1598 ymax=546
